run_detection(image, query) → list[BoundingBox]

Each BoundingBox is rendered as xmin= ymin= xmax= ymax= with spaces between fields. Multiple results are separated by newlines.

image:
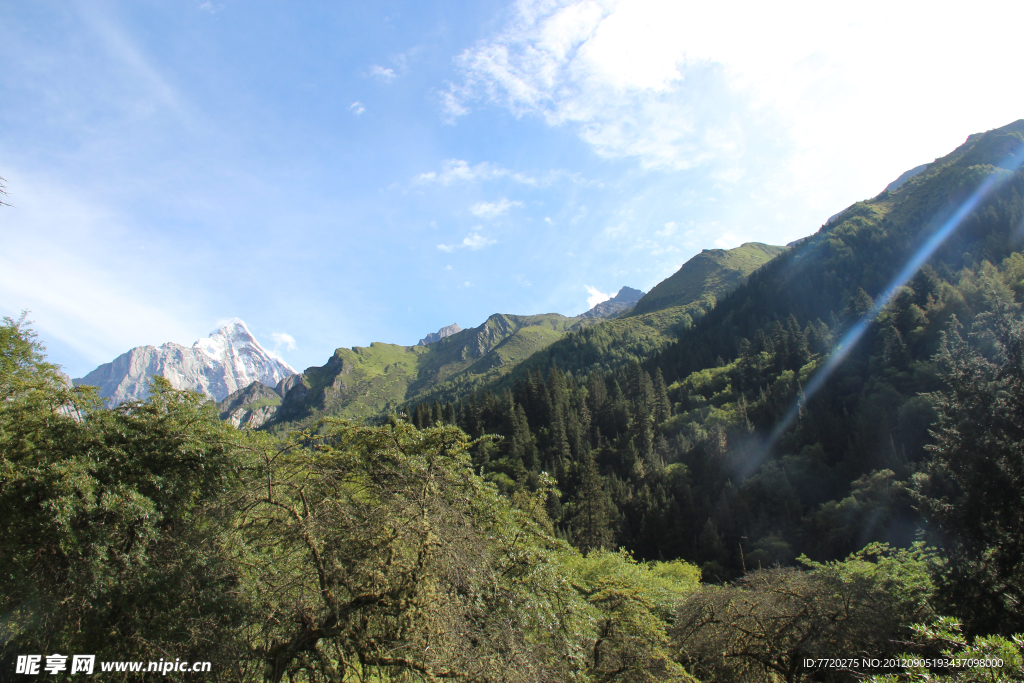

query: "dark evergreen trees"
xmin=914 ymin=307 xmax=1024 ymax=634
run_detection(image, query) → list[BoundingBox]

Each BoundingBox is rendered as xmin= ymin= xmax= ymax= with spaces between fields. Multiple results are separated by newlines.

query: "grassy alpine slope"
xmin=401 ymin=242 xmax=787 ymax=409
xmin=261 ymin=312 xmax=588 ymax=427
xmin=630 ymin=242 xmax=788 ymax=316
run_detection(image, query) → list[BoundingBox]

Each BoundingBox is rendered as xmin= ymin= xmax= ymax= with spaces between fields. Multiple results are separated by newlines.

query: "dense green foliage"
xmin=1 ymin=317 xmax=707 ymax=681
xmin=0 ymin=315 xmax=252 ymax=674
xmin=673 ymin=543 xmax=939 ymax=682
xmin=869 ymin=616 xmax=1024 ymax=682
xmin=912 ymin=304 xmax=1024 ymax=635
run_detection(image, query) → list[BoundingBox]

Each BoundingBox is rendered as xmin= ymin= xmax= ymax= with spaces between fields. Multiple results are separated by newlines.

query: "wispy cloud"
xmin=437 ymin=231 xmax=497 ymax=252
xmin=414 ymin=159 xmax=537 ymax=186
xmin=77 ymin=3 xmax=184 ymax=114
xmin=369 ymin=64 xmax=396 ymax=82
xmin=470 ymin=198 xmax=522 ymax=219
xmin=656 ymin=221 xmax=677 ymax=237
xmin=412 ymin=158 xmax=597 ymax=190
xmin=462 ymin=232 xmax=496 ymax=249
xmin=444 ymin=0 xmax=722 ymax=170
xmin=270 ymin=331 xmax=296 ymax=351
xmin=444 ymin=0 xmax=1024 ymax=194
xmin=0 ymin=173 xmax=199 ymax=374
xmin=198 ymin=1 xmax=224 ymax=14
xmin=585 ymin=285 xmax=610 ymax=309
xmin=350 ymin=101 xmax=365 ymax=115
xmin=714 ymin=231 xmax=741 ymax=249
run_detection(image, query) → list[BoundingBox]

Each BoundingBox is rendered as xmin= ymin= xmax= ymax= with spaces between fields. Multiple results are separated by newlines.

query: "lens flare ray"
xmin=764 ymin=149 xmax=1024 ymax=454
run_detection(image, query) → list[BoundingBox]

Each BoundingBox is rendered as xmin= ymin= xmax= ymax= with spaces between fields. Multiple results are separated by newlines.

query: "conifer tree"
xmin=915 ymin=310 xmax=1024 ymax=634
xmin=653 ymin=368 xmax=672 ymax=423
xmin=568 ymin=451 xmax=615 ymax=553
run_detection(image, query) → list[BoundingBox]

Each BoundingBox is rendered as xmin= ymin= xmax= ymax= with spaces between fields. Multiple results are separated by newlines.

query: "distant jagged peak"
xmin=210 ymin=317 xmax=254 ymax=339
xmin=609 ymin=286 xmax=644 ymax=303
xmin=580 ymin=286 xmax=646 ymax=319
xmin=418 ymin=323 xmax=463 ymax=346
xmin=195 ymin=318 xmax=256 ymax=355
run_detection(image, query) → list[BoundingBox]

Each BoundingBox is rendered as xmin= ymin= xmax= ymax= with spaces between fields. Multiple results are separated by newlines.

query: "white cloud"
xmin=414 ymin=159 xmax=537 ymax=186
xmin=369 ymin=64 xmax=396 ymax=82
xmin=440 ymin=90 xmax=469 ymax=121
xmin=437 ymin=232 xmax=497 ymax=252
xmin=585 ymin=285 xmax=611 ymax=308
xmin=270 ymin=332 xmax=297 ymax=351
xmin=198 ymin=1 xmax=224 ymax=14
xmin=713 ymin=232 xmax=741 ymax=249
xmin=470 ymin=197 xmax=523 ymax=218
xmin=656 ymin=221 xmax=677 ymax=237
xmin=462 ymin=232 xmax=497 ymax=250
xmin=447 ymin=0 xmax=1024 ymax=202
xmin=350 ymin=101 xmax=365 ymax=116
xmin=444 ymin=264 xmax=452 ymax=270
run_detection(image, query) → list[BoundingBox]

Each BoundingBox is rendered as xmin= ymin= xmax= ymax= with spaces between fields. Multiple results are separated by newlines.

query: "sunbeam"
xmin=763 ymin=145 xmax=1024 ymax=457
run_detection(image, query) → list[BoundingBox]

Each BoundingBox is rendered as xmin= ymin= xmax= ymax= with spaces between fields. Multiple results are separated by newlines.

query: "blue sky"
xmin=2 ymin=0 xmax=1022 ymax=377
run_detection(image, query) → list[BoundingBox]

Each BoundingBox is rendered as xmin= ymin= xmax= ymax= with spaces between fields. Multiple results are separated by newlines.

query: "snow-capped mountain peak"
xmin=74 ymin=319 xmax=297 ymax=405
xmin=195 ymin=319 xmax=256 ymax=359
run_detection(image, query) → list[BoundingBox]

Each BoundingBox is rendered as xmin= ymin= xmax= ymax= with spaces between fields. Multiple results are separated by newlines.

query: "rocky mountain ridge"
xmin=75 ymin=319 xmax=296 ymax=405
xmin=418 ymin=323 xmax=463 ymax=346
xmin=579 ymin=286 xmax=645 ymax=319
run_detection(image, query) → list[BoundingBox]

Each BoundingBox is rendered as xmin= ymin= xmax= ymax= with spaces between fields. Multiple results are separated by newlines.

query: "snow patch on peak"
xmin=75 ymin=318 xmax=297 ymax=405
xmin=214 ymin=316 xmax=246 ymax=327
xmin=208 ymin=318 xmax=255 ymax=343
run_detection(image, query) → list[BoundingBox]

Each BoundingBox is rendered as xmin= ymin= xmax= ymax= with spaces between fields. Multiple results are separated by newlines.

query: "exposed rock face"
xmin=74 ymin=319 xmax=297 ymax=405
xmin=580 ymin=286 xmax=645 ymax=319
xmin=418 ymin=323 xmax=462 ymax=346
xmin=217 ymin=380 xmax=283 ymax=429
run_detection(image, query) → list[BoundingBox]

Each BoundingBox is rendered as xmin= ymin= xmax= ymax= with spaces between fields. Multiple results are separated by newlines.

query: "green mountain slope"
xmin=630 ymin=242 xmax=787 ymax=316
xmin=382 ymin=244 xmax=783 ymax=411
xmin=260 ymin=312 xmax=591 ymax=427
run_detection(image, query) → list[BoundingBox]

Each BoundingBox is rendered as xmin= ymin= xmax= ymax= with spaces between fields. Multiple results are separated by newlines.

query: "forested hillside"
xmin=404 ymin=121 xmax=1024 ymax=634
xmin=6 ymin=311 xmax=1022 ymax=682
